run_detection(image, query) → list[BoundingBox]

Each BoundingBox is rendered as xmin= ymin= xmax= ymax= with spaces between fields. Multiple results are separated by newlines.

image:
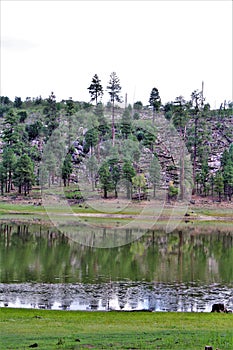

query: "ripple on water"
xmin=0 ymin=281 xmax=232 ymax=312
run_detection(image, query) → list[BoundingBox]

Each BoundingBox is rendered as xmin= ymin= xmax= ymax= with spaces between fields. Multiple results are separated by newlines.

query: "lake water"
xmin=0 ymin=222 xmax=233 ymax=312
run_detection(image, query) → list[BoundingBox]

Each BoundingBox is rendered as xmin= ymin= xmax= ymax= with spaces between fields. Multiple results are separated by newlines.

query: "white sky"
xmin=1 ymin=0 xmax=232 ymax=108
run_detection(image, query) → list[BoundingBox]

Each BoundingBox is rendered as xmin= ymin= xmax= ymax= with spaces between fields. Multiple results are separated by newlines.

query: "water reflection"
xmin=0 ymin=223 xmax=233 ymax=312
xmin=1 ymin=282 xmax=232 ymax=312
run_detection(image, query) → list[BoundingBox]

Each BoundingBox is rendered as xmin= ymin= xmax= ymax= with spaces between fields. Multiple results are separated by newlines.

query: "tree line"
xmin=0 ymin=72 xmax=232 ymax=202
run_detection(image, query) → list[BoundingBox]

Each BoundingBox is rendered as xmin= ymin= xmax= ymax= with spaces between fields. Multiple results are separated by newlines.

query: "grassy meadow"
xmin=1 ymin=308 xmax=233 ymax=349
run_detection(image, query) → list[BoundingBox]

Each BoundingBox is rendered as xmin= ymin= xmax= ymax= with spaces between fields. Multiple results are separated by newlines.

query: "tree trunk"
xmin=179 ymin=127 xmax=186 ymax=200
xmin=153 ymin=184 xmax=156 ymax=198
xmin=112 ymin=100 xmax=115 ymax=147
xmin=1 ymin=183 xmax=4 ymax=195
xmin=193 ymin=114 xmax=198 ymax=193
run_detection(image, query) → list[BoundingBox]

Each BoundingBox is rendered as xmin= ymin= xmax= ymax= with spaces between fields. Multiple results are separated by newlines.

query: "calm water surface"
xmin=0 ymin=223 xmax=232 ymax=312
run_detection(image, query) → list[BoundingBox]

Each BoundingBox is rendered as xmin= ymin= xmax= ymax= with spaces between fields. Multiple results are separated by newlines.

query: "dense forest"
xmin=0 ymin=72 xmax=232 ymax=203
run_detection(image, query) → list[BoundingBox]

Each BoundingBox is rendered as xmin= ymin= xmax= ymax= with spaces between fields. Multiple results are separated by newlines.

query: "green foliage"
xmin=133 ymin=111 xmax=140 ymax=120
xmin=214 ymin=170 xmax=224 ymax=201
xmin=122 ymin=160 xmax=136 ymax=199
xmin=13 ymin=154 xmax=34 ymax=195
xmin=106 ymin=72 xmax=122 ymax=104
xmin=88 ymin=74 xmax=104 ymax=105
xmin=120 ymin=108 xmax=132 ymax=139
xmin=14 ymin=96 xmax=22 ymax=108
xmin=94 ymin=102 xmax=104 ymax=118
xmin=107 ymin=72 xmax=122 ymax=145
xmin=149 ymin=87 xmax=161 ymax=123
xmin=2 ymin=147 xmax=16 ymax=193
xmin=98 ymin=162 xmax=114 ymax=198
xmin=0 ymin=162 xmax=7 ymax=195
xmin=168 ymin=181 xmax=178 ymax=201
xmin=172 ymin=96 xmax=189 ymax=132
xmin=43 ymin=92 xmax=59 ymax=137
xmin=62 ymin=154 xmax=73 ymax=187
xmin=84 ymin=128 xmax=98 ymax=154
xmin=149 ymin=155 xmax=161 ymax=198
xmin=133 ymin=101 xmax=143 ymax=110
xmin=26 ymin=120 xmax=43 ymax=141
xmin=17 ymin=110 xmax=27 ymax=123
xmin=132 ymin=173 xmax=147 ymax=200
xmin=2 ymin=110 xmax=20 ymax=148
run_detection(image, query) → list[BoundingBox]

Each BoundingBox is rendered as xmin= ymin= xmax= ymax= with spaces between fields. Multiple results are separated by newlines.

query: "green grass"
xmin=1 ymin=308 xmax=233 ymax=349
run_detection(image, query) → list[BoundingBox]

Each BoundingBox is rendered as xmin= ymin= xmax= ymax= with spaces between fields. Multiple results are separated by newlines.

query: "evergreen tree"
xmin=0 ymin=162 xmax=6 ymax=195
xmin=14 ymin=96 xmax=22 ymax=108
xmin=120 ymin=109 xmax=132 ymax=139
xmin=122 ymin=160 xmax=136 ymax=199
xmin=88 ymin=74 xmax=104 ymax=105
xmin=108 ymin=158 xmax=121 ymax=199
xmin=98 ymin=162 xmax=113 ymax=199
xmin=43 ymin=92 xmax=58 ymax=137
xmin=223 ymin=162 xmax=233 ymax=201
xmin=84 ymin=128 xmax=98 ymax=155
xmin=65 ymin=97 xmax=76 ymax=148
xmin=149 ymin=155 xmax=161 ymax=198
xmin=149 ymin=87 xmax=161 ymax=124
xmin=62 ymin=154 xmax=73 ymax=187
xmin=2 ymin=110 xmax=21 ymax=149
xmin=190 ymin=89 xmax=205 ymax=189
xmin=132 ymin=173 xmax=147 ymax=200
xmin=172 ymin=96 xmax=189 ymax=199
xmin=14 ymin=154 xmax=34 ymax=195
xmin=86 ymin=155 xmax=98 ymax=191
xmin=2 ymin=147 xmax=16 ymax=193
xmin=214 ymin=170 xmax=224 ymax=202
xmin=106 ymin=72 xmax=122 ymax=146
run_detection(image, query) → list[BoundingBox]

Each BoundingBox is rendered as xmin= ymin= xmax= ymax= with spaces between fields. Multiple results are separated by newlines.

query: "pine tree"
xmin=149 ymin=87 xmax=161 ymax=124
xmin=2 ymin=110 xmax=21 ymax=150
xmin=120 ymin=109 xmax=132 ymax=139
xmin=122 ymin=160 xmax=136 ymax=199
xmin=88 ymin=74 xmax=104 ymax=105
xmin=62 ymin=154 xmax=73 ymax=187
xmin=43 ymin=92 xmax=58 ymax=137
xmin=106 ymin=72 xmax=122 ymax=146
xmin=149 ymin=155 xmax=161 ymax=198
xmin=0 ymin=162 xmax=6 ymax=195
xmin=132 ymin=173 xmax=147 ymax=200
xmin=98 ymin=162 xmax=113 ymax=199
xmin=214 ymin=171 xmax=224 ymax=202
xmin=2 ymin=147 xmax=16 ymax=193
xmin=14 ymin=154 xmax=34 ymax=195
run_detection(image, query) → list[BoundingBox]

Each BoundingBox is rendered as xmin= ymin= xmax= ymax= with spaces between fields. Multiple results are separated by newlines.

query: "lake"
xmin=0 ymin=222 xmax=232 ymax=312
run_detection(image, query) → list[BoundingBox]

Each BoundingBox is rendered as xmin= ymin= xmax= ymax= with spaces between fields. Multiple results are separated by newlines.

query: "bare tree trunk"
xmin=112 ymin=100 xmax=115 ymax=146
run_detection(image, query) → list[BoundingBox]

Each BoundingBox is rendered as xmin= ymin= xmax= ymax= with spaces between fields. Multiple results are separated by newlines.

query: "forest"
xmin=0 ymin=72 xmax=232 ymax=203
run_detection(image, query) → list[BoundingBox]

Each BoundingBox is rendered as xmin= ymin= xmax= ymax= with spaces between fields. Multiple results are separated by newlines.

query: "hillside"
xmin=0 ymin=96 xmax=232 ymax=202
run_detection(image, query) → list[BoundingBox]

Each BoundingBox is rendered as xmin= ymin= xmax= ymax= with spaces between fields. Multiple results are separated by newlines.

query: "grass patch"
xmin=1 ymin=308 xmax=233 ymax=349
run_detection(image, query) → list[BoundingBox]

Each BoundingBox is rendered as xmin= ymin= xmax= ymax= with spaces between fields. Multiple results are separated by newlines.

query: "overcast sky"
xmin=1 ymin=1 xmax=232 ymax=108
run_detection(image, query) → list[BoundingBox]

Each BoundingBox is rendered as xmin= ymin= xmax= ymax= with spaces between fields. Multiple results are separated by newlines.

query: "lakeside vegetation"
xmin=0 ymin=73 xmax=232 ymax=206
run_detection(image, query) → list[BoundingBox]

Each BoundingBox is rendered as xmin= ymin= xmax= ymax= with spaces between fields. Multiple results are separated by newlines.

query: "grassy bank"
xmin=1 ymin=308 xmax=233 ymax=349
